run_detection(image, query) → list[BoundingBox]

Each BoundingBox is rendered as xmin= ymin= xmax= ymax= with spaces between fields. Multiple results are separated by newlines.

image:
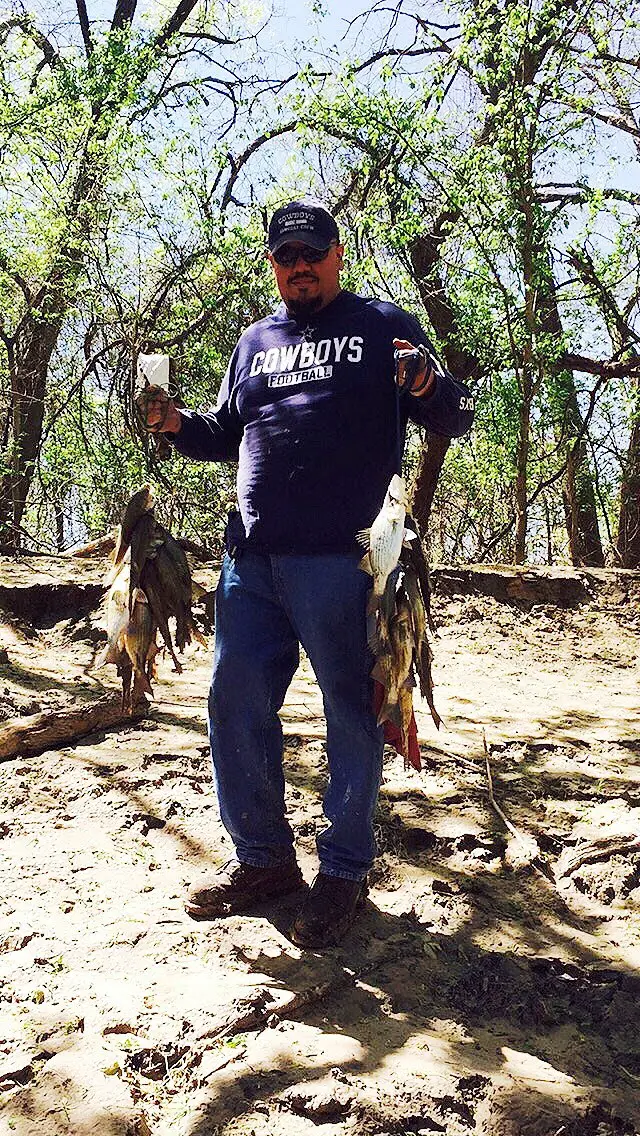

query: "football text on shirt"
xmin=249 ymin=336 xmax=364 ymax=387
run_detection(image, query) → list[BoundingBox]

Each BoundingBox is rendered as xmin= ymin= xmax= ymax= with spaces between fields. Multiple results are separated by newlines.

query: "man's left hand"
xmin=393 ymin=338 xmax=436 ymax=398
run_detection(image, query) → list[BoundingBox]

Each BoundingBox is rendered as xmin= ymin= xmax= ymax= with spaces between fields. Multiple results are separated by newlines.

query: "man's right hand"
xmin=135 ymin=384 xmax=182 ymax=434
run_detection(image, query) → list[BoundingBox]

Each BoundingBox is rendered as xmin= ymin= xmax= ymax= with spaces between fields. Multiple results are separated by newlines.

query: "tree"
xmin=272 ymin=0 xmax=639 ymax=563
xmin=0 ymin=0 xmax=268 ymax=548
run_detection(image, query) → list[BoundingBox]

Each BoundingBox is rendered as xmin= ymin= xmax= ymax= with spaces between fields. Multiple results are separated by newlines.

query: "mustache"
xmin=289 ymin=272 xmax=318 ymax=284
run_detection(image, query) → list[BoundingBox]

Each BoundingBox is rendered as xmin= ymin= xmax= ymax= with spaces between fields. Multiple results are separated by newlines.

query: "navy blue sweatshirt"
xmin=172 ymin=289 xmax=474 ymax=554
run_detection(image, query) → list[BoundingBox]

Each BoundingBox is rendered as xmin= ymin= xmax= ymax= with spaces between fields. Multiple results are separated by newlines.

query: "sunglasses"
xmin=271 ymin=242 xmax=335 ymax=267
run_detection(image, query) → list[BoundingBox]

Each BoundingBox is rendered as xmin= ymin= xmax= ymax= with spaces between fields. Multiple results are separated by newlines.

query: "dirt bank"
xmin=1 ymin=558 xmax=639 ymax=1135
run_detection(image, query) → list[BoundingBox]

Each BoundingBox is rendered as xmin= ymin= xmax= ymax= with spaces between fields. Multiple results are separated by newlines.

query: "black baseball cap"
xmin=268 ymin=199 xmax=340 ymax=253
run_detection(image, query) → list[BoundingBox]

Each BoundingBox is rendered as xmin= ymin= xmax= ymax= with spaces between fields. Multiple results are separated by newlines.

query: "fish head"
xmin=386 ymin=474 xmax=407 ymax=508
xmin=122 ymin=485 xmax=154 ymax=530
xmin=113 ymin=486 xmax=155 ymax=566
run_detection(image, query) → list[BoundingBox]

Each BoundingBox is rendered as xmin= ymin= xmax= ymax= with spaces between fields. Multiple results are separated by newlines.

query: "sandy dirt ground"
xmin=0 ymin=556 xmax=639 ymax=1136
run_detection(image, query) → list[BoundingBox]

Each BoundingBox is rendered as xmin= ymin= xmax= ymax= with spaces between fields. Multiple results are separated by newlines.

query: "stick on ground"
xmin=483 ymin=731 xmax=542 ymax=868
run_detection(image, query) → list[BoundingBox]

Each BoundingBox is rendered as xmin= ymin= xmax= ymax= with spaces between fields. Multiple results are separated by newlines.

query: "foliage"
xmin=0 ymin=0 xmax=639 ymax=565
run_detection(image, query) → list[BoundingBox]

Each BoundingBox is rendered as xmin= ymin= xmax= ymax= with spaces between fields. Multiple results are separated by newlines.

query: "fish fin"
xmin=111 ymin=525 xmax=126 ymax=567
xmin=358 ymin=552 xmax=373 ymax=575
xmin=384 ymin=701 xmax=401 ymax=728
xmin=131 ymin=670 xmax=154 ymax=698
xmin=95 ymin=643 xmax=115 ymax=668
xmin=377 ymin=700 xmax=394 ymax=726
xmin=355 ymin=528 xmax=371 ymax=549
xmin=192 ymin=625 xmax=208 ymax=647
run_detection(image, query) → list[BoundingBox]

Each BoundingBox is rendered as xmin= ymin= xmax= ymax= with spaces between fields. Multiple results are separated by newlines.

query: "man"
xmin=140 ymin=199 xmax=474 ymax=948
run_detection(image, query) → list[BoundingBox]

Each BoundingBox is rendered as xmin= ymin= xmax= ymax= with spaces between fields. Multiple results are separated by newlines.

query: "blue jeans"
xmin=208 ymin=552 xmax=384 ymax=881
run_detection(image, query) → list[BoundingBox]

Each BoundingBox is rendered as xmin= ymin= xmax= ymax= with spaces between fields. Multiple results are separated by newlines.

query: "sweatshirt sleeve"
xmin=406 ymin=355 xmax=475 ymax=437
xmin=389 ymin=306 xmax=475 ymax=438
xmin=169 ymin=350 xmax=243 ymax=462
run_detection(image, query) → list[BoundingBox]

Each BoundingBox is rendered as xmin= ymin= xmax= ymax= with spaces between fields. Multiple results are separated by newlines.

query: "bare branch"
xmin=537 ymin=185 xmax=640 ymax=206
xmin=566 ymin=246 xmax=640 ymax=355
xmin=564 ymin=102 xmax=640 ymax=141
xmin=568 ymin=44 xmax=640 ymax=69
xmin=179 ymin=27 xmax=263 ymax=48
xmin=148 ymin=304 xmax=219 ymax=350
xmin=562 ymin=353 xmax=640 ymax=379
xmin=351 ymin=43 xmax=450 ymax=74
xmin=220 ymin=121 xmax=298 ymax=213
xmin=0 ymin=16 xmax=59 ymax=68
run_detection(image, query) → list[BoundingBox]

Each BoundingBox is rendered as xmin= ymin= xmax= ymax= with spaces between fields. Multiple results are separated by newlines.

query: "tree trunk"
xmin=514 ymin=393 xmax=531 ymax=564
xmin=0 ymin=694 xmax=147 ymax=762
xmin=55 ymin=501 xmax=65 ymax=552
xmin=412 ymin=435 xmax=452 ymax=538
xmin=562 ymin=429 xmax=605 ymax=566
xmin=0 ymin=316 xmax=66 ymax=548
xmin=408 ymin=229 xmax=480 ymax=535
xmin=0 ymin=1 xmax=201 ymax=548
xmin=617 ymin=382 xmax=640 ymax=566
xmin=537 ymin=270 xmax=604 ymax=567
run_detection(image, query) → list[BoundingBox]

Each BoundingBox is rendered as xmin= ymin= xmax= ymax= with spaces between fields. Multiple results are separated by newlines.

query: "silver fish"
xmin=123 ymin=587 xmax=156 ymax=705
xmin=357 ymin=473 xmax=408 ymax=605
xmin=96 ymin=559 xmax=130 ymax=667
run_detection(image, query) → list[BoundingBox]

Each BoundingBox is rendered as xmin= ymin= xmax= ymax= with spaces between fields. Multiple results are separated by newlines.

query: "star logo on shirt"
xmin=302 ymin=325 xmax=315 ymax=342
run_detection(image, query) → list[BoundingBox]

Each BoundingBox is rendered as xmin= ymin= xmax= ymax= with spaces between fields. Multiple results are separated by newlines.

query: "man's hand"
xmin=135 ymin=384 xmax=182 ymax=434
xmin=393 ymin=338 xmax=436 ymax=398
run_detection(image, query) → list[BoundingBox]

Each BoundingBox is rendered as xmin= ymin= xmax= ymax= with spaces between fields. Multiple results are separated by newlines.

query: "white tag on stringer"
xmin=137 ymin=353 xmax=171 ymax=391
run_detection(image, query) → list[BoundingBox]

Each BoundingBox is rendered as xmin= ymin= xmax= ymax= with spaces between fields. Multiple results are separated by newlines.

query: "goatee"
xmin=286 ymin=296 xmax=323 ymax=319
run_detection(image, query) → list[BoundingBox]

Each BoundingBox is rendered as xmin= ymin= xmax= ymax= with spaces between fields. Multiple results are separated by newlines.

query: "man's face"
xmin=268 ymin=241 xmax=344 ymax=316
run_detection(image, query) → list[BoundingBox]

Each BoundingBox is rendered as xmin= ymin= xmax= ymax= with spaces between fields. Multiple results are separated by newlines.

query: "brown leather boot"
xmin=185 ymin=858 xmax=305 ymax=919
xmin=289 ymin=873 xmax=368 ymax=948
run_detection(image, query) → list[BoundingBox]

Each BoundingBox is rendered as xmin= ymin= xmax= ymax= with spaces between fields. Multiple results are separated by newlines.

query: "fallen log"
xmin=67 ymin=533 xmax=116 ymax=558
xmin=0 ymin=694 xmax=148 ymax=762
xmin=68 ymin=533 xmax=216 ymax=563
xmin=175 ymin=537 xmax=217 ymax=563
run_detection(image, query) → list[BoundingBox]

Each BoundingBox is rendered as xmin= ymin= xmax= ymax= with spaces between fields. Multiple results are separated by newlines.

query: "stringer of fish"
xmin=97 ymin=486 xmax=207 ymax=711
xmin=358 ymin=473 xmax=441 ymax=767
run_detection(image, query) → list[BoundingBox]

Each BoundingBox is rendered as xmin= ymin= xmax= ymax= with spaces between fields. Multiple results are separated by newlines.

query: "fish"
xmin=357 ymin=474 xmax=408 ymax=607
xmin=149 ymin=531 xmax=206 ymax=652
xmin=140 ymin=557 xmax=183 ymax=674
xmin=362 ymin=482 xmax=441 ymax=765
xmin=123 ymin=587 xmax=156 ymax=705
xmin=97 ymin=485 xmax=207 ymax=709
xmin=401 ymin=514 xmax=435 ymax=632
xmin=96 ymin=559 xmax=130 ymax=667
xmin=129 ymin=509 xmax=162 ymax=611
xmin=112 ymin=485 xmax=154 ymax=570
xmin=377 ymin=593 xmax=414 ymax=727
xmin=400 ymin=554 xmax=441 ymax=729
xmin=369 ymin=563 xmax=401 ymax=655
xmin=97 ymin=565 xmax=154 ymax=710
